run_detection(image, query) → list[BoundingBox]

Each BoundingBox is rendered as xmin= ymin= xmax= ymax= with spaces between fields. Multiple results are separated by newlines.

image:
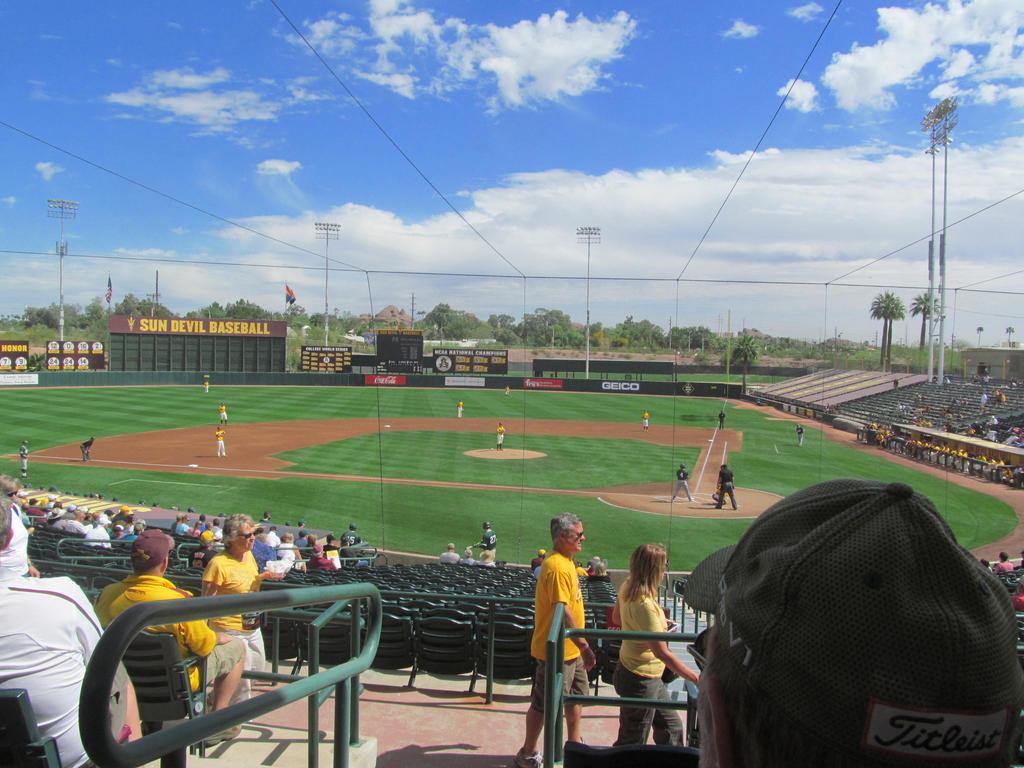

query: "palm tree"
xmin=870 ymin=293 xmax=889 ymax=369
xmin=910 ymin=294 xmax=932 ymax=349
xmin=731 ymin=334 xmax=760 ymax=391
xmin=870 ymin=291 xmax=905 ymax=371
xmin=1008 ymin=327 xmax=1017 ymax=347
xmin=976 ymin=326 xmax=984 ymax=347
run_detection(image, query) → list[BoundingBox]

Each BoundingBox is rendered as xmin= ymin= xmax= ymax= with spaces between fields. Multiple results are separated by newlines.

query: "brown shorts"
xmin=529 ymin=656 xmax=589 ymax=713
xmin=206 ymin=637 xmax=244 ymax=681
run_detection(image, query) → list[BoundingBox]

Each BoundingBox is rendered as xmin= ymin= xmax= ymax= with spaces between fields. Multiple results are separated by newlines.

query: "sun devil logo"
xmin=127 ymin=316 xmax=136 ymax=331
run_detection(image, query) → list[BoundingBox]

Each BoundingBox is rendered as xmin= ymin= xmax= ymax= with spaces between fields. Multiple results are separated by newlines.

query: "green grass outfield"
xmin=1 ymin=385 xmax=1013 ymax=569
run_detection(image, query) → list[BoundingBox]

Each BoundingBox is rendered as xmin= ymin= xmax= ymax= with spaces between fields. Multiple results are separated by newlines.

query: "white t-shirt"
xmin=0 ymin=508 xmax=30 ymax=580
xmin=0 ymin=577 xmax=103 ymax=768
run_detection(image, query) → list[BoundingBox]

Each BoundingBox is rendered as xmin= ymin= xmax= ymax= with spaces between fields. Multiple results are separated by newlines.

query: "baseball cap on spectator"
xmin=200 ymin=529 xmax=214 ymax=542
xmin=96 ymin=513 xmax=110 ymax=525
xmin=119 ymin=505 xmax=131 ymax=514
xmin=686 ymin=478 xmax=1024 ymax=764
xmin=130 ymin=530 xmax=174 ymax=569
xmin=66 ymin=504 xmax=77 ymax=512
xmin=313 ymin=544 xmax=324 ymax=554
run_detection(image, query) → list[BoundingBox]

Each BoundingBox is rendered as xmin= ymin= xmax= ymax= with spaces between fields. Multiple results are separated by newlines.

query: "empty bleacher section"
xmin=756 ymin=369 xmax=927 ymax=410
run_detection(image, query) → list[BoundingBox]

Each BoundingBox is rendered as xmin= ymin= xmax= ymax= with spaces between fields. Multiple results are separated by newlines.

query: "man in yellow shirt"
xmin=514 ymin=513 xmax=596 ymax=768
xmin=95 ymin=530 xmax=244 ymax=716
xmin=215 ymin=427 xmax=226 ymax=457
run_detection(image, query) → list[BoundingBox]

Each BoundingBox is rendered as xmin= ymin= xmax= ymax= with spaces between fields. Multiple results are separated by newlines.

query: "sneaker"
xmin=204 ymin=724 xmax=241 ymax=746
xmin=512 ymin=748 xmax=541 ymax=768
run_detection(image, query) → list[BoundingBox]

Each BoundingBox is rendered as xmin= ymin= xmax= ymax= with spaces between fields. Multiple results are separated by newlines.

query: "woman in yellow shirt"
xmin=612 ymin=543 xmax=699 ymax=745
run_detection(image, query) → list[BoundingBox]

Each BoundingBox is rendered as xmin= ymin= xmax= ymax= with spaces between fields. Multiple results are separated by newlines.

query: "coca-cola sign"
xmin=365 ymin=374 xmax=407 ymax=386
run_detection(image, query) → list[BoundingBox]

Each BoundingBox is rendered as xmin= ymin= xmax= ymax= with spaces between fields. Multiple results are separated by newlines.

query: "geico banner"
xmin=601 ymin=381 xmax=642 ymax=392
xmin=444 ymin=376 xmax=486 ymax=387
xmin=365 ymin=374 xmax=407 ymax=386
xmin=524 ymin=378 xmax=563 ymax=390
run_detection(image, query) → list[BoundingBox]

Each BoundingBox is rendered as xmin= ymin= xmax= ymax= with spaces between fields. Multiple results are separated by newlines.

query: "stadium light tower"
xmin=47 ymin=199 xmax=79 ymax=343
xmin=576 ymin=226 xmax=601 ymax=379
xmin=314 ymin=221 xmax=340 ymax=346
xmin=922 ymin=97 xmax=958 ymax=384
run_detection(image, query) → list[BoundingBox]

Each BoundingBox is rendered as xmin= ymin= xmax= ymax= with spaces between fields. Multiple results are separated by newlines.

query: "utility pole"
xmin=314 ymin=222 xmax=340 ymax=345
xmin=146 ymin=270 xmax=161 ymax=315
xmin=576 ymin=226 xmax=600 ymax=379
xmin=47 ymin=199 xmax=79 ymax=343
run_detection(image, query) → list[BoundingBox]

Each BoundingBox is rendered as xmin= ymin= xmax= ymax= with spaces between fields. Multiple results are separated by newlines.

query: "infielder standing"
xmin=670 ymin=462 xmax=693 ymax=502
xmin=215 ymin=427 xmax=227 ymax=457
xmin=218 ymin=403 xmax=228 ymax=423
xmin=19 ymin=440 xmax=28 ymax=479
xmin=796 ymin=424 xmax=805 ymax=446
xmin=641 ymin=410 xmax=650 ymax=432
xmin=457 ymin=399 xmax=464 ymax=418
xmin=80 ymin=436 xmax=95 ymax=462
xmin=496 ymin=422 xmax=505 ymax=451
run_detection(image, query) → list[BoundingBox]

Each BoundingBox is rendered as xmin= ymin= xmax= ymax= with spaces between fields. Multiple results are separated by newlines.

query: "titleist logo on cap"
xmin=864 ymin=701 xmax=1009 ymax=760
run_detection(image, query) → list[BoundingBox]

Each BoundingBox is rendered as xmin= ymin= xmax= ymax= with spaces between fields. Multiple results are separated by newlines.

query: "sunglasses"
xmin=240 ymin=532 xmax=256 ymax=539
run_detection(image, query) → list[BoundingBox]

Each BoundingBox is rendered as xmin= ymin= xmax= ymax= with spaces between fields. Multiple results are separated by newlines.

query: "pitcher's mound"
xmin=465 ymin=449 xmax=547 ymax=460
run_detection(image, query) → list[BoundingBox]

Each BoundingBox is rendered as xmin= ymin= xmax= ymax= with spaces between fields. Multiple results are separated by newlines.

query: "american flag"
xmin=105 ymin=275 xmax=112 ymax=304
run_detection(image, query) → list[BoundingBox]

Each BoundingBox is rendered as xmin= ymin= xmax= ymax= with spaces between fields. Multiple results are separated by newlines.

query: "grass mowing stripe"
xmin=2 ymin=385 xmax=1014 ymax=567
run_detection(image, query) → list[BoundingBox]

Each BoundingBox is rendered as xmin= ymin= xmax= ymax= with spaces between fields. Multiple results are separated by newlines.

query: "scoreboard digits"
xmin=300 ymin=345 xmax=352 ymax=372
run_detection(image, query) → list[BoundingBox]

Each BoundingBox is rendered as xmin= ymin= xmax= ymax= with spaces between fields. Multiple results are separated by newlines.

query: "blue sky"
xmin=1 ymin=0 xmax=1022 ymax=346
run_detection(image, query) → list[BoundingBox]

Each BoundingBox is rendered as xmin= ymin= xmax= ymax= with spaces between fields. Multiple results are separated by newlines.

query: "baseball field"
xmin=3 ymin=384 xmax=1015 ymax=569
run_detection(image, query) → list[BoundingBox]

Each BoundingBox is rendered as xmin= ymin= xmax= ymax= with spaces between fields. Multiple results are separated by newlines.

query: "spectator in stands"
xmin=265 ymin=525 xmax=281 ymax=549
xmin=993 ymin=551 xmax=1015 ymax=573
xmin=210 ymin=518 xmax=224 ymax=541
xmin=0 ymin=497 xmax=142 ymax=764
xmin=322 ymin=534 xmax=340 ymax=559
xmin=252 ymin=527 xmax=276 ymax=573
xmin=297 ymin=520 xmax=309 ymax=539
xmin=84 ymin=512 xmax=112 ymax=548
xmin=191 ymin=538 xmax=215 ymax=570
xmin=201 ymin=514 xmax=287 ymax=707
xmin=172 ymin=513 xmax=190 ymax=536
xmin=306 ymin=543 xmax=337 ymax=571
xmin=586 ymin=558 xmax=610 ymax=583
xmin=95 ymin=530 xmax=245 ymax=725
xmin=460 ymin=547 xmax=475 ymax=565
xmin=476 ymin=550 xmax=496 ymax=567
xmin=122 ymin=520 xmax=146 ymax=543
xmin=612 ymin=543 xmax=698 ymax=746
xmin=530 ymin=549 xmax=546 ymax=571
xmin=277 ymin=532 xmax=301 ymax=569
xmin=439 ymin=542 xmax=460 ymax=564
xmin=513 ymin=513 xmax=596 ymax=768
xmin=261 ymin=510 xmax=271 ymax=523
xmin=687 ymin=479 xmax=1023 ymax=768
xmin=1 ymin=478 xmax=39 ymax=579
xmin=52 ymin=505 xmax=88 ymax=535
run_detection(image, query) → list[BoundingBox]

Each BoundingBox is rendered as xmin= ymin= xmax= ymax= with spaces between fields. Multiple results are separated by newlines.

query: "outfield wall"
xmin=5 ymin=370 xmax=742 ymax=398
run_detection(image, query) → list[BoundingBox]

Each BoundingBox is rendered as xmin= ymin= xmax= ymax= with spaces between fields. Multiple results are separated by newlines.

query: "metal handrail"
xmin=543 ymin=604 xmax=699 ymax=767
xmin=80 ymin=583 xmax=381 ymax=768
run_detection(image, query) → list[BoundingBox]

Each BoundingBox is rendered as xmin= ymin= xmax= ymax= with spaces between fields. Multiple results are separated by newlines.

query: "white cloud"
xmin=723 ymin=19 xmax=759 ymax=39
xmin=171 ymin=226 xmax=186 ymax=235
xmin=823 ymin=0 xmax=1024 ymax=111
xmin=778 ymin=78 xmax=820 ymax=111
xmin=1 ymin=196 xmax=15 ymax=206
xmin=257 ymin=159 xmax=302 ymax=176
xmin=149 ymin=67 xmax=230 ymax=90
xmin=105 ymin=68 xmax=281 ymax=133
xmin=295 ymin=5 xmax=636 ymax=110
xmin=788 ymin=3 xmax=823 ymax=22
xmin=35 ymin=162 xmax=63 ymax=181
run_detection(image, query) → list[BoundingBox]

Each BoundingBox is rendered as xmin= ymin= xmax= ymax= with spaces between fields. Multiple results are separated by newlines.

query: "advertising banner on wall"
xmin=524 ymin=378 xmax=564 ymax=390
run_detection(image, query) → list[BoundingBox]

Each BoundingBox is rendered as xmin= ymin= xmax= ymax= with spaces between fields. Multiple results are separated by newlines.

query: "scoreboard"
xmin=376 ymin=328 xmax=423 ymax=373
xmin=300 ymin=345 xmax=352 ymax=372
xmin=432 ymin=348 xmax=508 ymax=375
